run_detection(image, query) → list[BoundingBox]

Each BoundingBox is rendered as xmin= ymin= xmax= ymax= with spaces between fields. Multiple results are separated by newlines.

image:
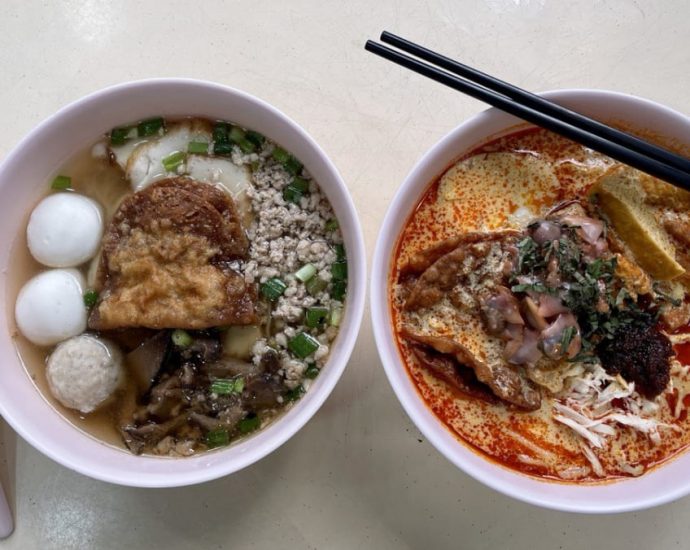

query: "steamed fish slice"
xmin=126 ymin=119 xmax=212 ymax=191
xmin=186 ymin=154 xmax=252 ymax=222
xmin=437 ymin=152 xmax=560 ymax=231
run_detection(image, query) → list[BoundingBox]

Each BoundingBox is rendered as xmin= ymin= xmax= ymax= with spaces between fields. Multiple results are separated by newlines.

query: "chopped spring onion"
xmin=213 ymin=122 xmax=230 ymax=143
xmin=305 ymin=276 xmax=327 ymax=295
xmin=210 ymin=377 xmax=245 ymax=395
xmin=238 ymin=139 xmax=256 ymax=154
xmin=288 ymin=332 xmax=320 ymax=359
xmin=210 ymin=379 xmax=234 ymax=395
xmin=228 ymin=126 xmax=246 ymax=143
xmin=110 ymin=126 xmax=131 ymax=145
xmin=213 ymin=142 xmax=233 ymax=156
xmin=305 ymin=306 xmax=329 ymax=328
xmin=226 ymin=127 xmax=255 ymax=153
xmin=260 ymin=277 xmax=287 ymax=301
xmin=334 ymin=244 xmax=346 ymax=261
xmin=171 ymin=329 xmax=193 ymax=348
xmin=331 ymin=261 xmax=348 ymax=281
xmin=83 ymin=290 xmax=98 ymax=308
xmin=285 ymin=385 xmax=305 ymax=402
xmin=51 ymin=175 xmax=72 ymax=190
xmin=188 ymin=141 xmax=209 ymax=154
xmin=325 ymin=219 xmax=339 ymax=231
xmin=332 ymin=280 xmax=347 ymax=302
xmin=283 ymin=184 xmax=304 ymax=204
xmin=162 ymin=151 xmax=186 ymax=172
xmin=245 ymin=130 xmax=265 ymax=147
xmin=295 ymin=263 xmax=317 ymax=283
xmin=305 ymin=364 xmax=320 ymax=379
xmin=206 ymin=429 xmax=230 ymax=448
xmin=291 ymin=177 xmax=309 ymax=193
xmin=137 ymin=117 xmax=164 ymax=137
xmin=272 ymin=147 xmax=303 ymax=175
xmin=272 ymin=147 xmax=290 ymax=163
xmin=238 ymin=414 xmax=261 ymax=434
xmin=329 ymin=305 xmax=343 ymax=327
xmin=283 ymin=155 xmax=303 ymax=176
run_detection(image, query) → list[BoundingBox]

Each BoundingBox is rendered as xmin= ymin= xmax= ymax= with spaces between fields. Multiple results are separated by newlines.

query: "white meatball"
xmin=15 ymin=269 xmax=87 ymax=346
xmin=46 ymin=335 xmax=123 ymax=414
xmin=27 ymin=192 xmax=103 ymax=267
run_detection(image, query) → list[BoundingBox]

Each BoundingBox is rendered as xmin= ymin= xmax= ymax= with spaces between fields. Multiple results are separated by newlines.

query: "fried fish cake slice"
xmin=402 ymin=232 xmax=541 ymax=411
xmin=90 ymin=179 xmax=256 ymax=330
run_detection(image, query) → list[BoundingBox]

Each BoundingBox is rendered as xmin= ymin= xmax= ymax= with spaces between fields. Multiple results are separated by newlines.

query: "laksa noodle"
xmin=391 ymin=127 xmax=690 ymax=481
xmin=12 ymin=117 xmax=348 ymax=457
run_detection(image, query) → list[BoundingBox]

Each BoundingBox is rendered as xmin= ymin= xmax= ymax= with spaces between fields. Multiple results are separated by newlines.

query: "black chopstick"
xmin=364 ymin=36 xmax=690 ymax=192
xmin=379 ymin=31 xmax=690 ymax=175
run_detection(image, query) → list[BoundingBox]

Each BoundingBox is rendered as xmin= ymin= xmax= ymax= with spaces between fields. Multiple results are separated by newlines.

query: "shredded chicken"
xmin=554 ymin=362 xmax=679 ymax=476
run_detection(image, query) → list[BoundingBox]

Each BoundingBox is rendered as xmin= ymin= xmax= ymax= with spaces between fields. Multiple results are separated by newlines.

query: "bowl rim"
xmin=370 ymin=88 xmax=690 ymax=513
xmin=0 ymin=78 xmax=367 ymax=487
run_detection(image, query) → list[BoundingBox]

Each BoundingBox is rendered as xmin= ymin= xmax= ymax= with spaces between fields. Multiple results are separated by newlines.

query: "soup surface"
xmin=11 ymin=116 xmax=348 ymax=456
xmin=391 ymin=127 xmax=690 ymax=481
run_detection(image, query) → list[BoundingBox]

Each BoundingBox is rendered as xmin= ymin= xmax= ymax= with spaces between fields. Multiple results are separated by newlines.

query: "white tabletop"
xmin=2 ymin=1 xmax=690 ymax=548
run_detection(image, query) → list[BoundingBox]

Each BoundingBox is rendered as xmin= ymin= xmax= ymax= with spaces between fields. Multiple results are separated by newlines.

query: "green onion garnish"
xmin=325 ymin=219 xmax=339 ymax=231
xmin=213 ymin=122 xmax=230 ymax=143
xmin=331 ymin=261 xmax=348 ymax=281
xmin=288 ymin=332 xmax=320 ymax=359
xmin=171 ymin=329 xmax=193 ymax=348
xmin=110 ymin=127 xmax=131 ymax=145
xmin=238 ymin=139 xmax=256 ymax=154
xmin=137 ymin=117 xmax=164 ymax=137
xmin=210 ymin=377 xmax=245 ymax=395
xmin=295 ymin=263 xmax=317 ymax=283
xmin=162 ymin=151 xmax=186 ymax=172
xmin=260 ymin=278 xmax=287 ymax=301
xmin=305 ymin=364 xmax=320 ymax=379
xmin=83 ymin=290 xmax=98 ymax=308
xmin=283 ymin=184 xmax=304 ymax=204
xmin=213 ymin=142 xmax=233 ymax=156
xmin=305 ymin=306 xmax=329 ymax=328
xmin=206 ymin=429 xmax=230 ymax=448
xmin=228 ymin=126 xmax=246 ymax=144
xmin=238 ymin=414 xmax=260 ymax=434
xmin=329 ymin=305 xmax=343 ymax=327
xmin=210 ymin=379 xmax=235 ymax=395
xmin=285 ymin=385 xmax=305 ymax=402
xmin=305 ymin=276 xmax=327 ymax=296
xmin=245 ymin=130 xmax=265 ymax=147
xmin=291 ymin=177 xmax=309 ymax=193
xmin=188 ymin=141 xmax=209 ymax=154
xmin=334 ymin=244 xmax=346 ymax=262
xmin=332 ymin=280 xmax=347 ymax=301
xmin=51 ymin=175 xmax=72 ymax=190
xmin=226 ymin=126 xmax=257 ymax=154
xmin=272 ymin=147 xmax=290 ymax=163
xmin=283 ymin=156 xmax=303 ymax=176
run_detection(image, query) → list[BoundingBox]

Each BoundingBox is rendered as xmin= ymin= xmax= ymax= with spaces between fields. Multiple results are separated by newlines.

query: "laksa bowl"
xmin=0 ymin=79 xmax=366 ymax=487
xmin=371 ymin=89 xmax=690 ymax=513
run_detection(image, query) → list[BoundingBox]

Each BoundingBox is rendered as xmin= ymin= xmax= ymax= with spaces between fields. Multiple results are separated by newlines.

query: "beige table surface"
xmin=1 ymin=1 xmax=690 ymax=548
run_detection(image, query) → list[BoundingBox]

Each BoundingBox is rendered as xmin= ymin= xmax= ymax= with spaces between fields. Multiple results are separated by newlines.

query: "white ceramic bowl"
xmin=371 ymin=89 xmax=690 ymax=513
xmin=0 ymin=79 xmax=366 ymax=487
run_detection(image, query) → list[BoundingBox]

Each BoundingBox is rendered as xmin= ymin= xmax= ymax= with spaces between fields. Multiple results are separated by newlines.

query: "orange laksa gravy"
xmin=390 ymin=127 xmax=690 ymax=482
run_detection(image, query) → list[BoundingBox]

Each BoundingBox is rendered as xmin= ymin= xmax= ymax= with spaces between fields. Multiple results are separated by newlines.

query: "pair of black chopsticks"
xmin=365 ymin=32 xmax=690 ymax=192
